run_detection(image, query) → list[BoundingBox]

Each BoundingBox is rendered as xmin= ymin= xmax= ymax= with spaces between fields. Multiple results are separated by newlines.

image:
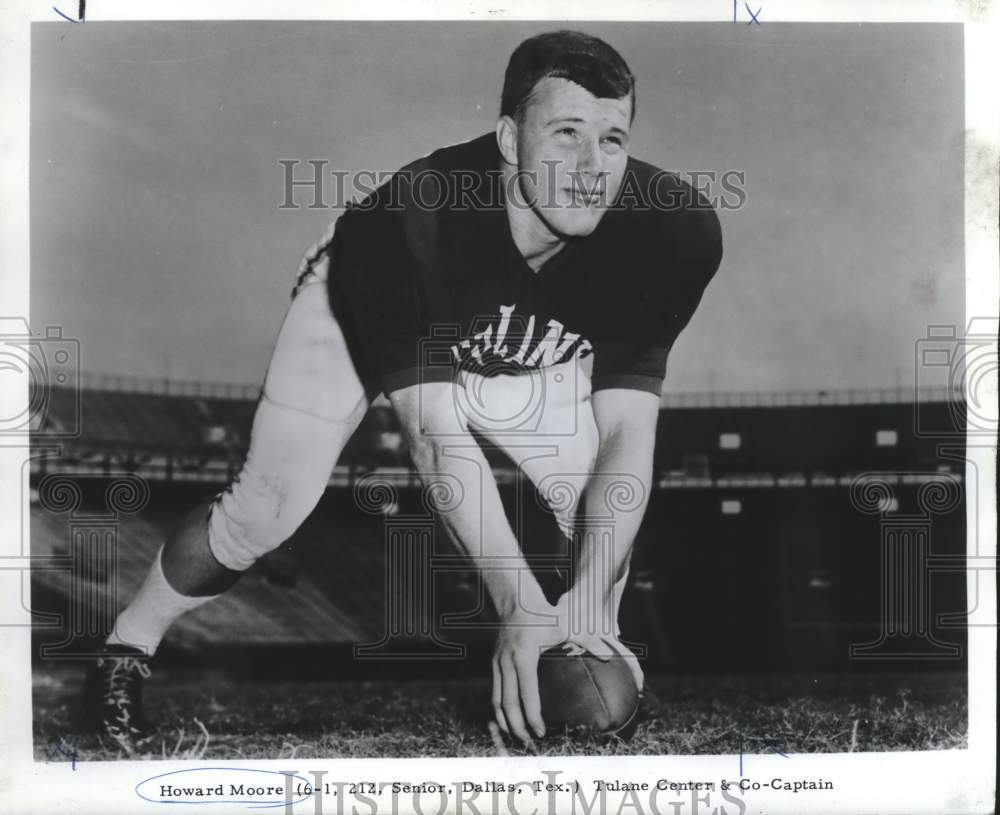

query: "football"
xmin=537 ymin=644 xmax=640 ymax=739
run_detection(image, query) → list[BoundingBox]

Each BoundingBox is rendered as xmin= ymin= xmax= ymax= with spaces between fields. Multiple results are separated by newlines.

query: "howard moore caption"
xmin=135 ymin=767 xmax=836 ymax=813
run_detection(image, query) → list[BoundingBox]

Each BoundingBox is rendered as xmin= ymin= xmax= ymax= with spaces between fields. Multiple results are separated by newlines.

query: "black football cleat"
xmin=85 ymin=645 xmax=154 ymax=753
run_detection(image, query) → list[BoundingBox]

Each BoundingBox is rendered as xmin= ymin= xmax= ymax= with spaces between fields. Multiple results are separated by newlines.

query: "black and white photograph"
xmin=0 ymin=2 xmax=996 ymax=814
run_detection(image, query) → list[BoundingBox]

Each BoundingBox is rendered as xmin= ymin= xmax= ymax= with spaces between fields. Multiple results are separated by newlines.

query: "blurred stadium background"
xmin=28 ymin=375 xmax=969 ymax=677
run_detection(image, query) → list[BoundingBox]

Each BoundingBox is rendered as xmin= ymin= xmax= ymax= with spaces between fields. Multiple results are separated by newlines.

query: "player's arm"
xmin=574 ymin=387 xmax=658 ymax=597
xmin=389 ymin=380 xmax=544 ymax=620
xmin=561 ymin=388 xmax=659 ymax=684
xmin=388 ymin=381 xmax=565 ymax=744
xmin=334 ymin=204 xmax=564 ymax=743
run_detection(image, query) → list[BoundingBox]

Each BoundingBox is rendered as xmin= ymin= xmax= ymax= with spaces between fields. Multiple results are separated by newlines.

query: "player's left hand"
xmin=600 ymin=634 xmax=644 ymax=692
xmin=552 ymin=592 xmax=644 ymax=692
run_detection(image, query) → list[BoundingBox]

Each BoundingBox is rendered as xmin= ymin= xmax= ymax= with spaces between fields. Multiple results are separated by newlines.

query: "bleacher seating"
xmin=37 ymin=384 xmax=965 ymax=482
xmin=653 ymin=403 xmax=956 ymax=476
xmin=28 ymin=381 xmax=969 ymax=670
xmin=30 ymin=483 xmax=373 ymax=651
xmin=42 ymin=388 xmax=221 ymax=449
xmin=40 ymin=386 xmax=409 ymax=469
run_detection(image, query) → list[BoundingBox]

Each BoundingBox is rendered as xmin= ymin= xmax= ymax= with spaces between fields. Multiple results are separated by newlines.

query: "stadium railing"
xmin=60 ymin=372 xmax=964 ymax=407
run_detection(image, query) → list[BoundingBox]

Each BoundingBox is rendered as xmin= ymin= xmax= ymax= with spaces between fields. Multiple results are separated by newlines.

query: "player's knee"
xmin=205 ymin=395 xmax=359 ymax=571
xmin=537 ymin=438 xmax=599 ymax=537
xmin=207 ymin=462 xmax=324 ymax=572
xmin=538 ymin=473 xmax=588 ymax=539
xmin=548 ymin=438 xmax=599 ymax=492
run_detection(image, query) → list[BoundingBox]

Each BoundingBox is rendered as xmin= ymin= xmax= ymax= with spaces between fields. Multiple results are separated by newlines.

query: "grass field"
xmin=33 ymin=664 xmax=967 ymax=761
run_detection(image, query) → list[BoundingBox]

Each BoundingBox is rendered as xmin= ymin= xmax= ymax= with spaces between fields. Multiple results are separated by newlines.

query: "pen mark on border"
xmin=738 ymin=733 xmax=790 ymax=776
xmin=53 ymin=1 xmax=84 ymax=23
xmin=733 ymin=0 xmax=762 ymax=25
xmin=46 ymin=736 xmax=79 ymax=770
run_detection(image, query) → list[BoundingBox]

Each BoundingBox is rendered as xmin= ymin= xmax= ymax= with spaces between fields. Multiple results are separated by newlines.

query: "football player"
xmin=86 ymin=29 xmax=722 ymax=751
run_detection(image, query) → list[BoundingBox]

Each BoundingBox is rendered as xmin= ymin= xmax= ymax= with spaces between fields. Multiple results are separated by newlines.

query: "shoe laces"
xmin=105 ymin=656 xmax=151 ymax=712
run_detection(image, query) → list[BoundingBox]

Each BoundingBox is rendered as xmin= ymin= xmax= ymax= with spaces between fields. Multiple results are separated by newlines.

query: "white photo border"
xmin=1 ymin=2 xmax=996 ymax=814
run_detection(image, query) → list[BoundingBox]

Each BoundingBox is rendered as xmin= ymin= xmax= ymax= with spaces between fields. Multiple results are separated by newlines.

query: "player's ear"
xmin=496 ymin=116 xmax=518 ymax=166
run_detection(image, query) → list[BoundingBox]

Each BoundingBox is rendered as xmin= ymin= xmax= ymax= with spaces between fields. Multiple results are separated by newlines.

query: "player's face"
xmin=514 ymin=77 xmax=632 ymax=238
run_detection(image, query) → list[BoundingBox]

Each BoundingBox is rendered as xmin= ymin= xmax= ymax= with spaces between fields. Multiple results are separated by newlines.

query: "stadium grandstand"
xmin=29 ymin=374 xmax=968 ymax=675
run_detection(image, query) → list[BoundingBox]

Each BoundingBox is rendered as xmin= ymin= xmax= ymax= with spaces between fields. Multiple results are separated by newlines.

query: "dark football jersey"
xmin=324 ymin=132 xmax=722 ymax=398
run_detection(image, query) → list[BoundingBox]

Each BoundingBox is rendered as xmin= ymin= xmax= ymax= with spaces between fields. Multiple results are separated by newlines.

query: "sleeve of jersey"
xmin=330 ymin=206 xmax=454 ymax=395
xmin=590 ymin=202 xmax=723 ymax=397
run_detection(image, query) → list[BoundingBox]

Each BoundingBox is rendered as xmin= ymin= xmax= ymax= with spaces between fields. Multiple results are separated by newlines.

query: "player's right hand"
xmin=492 ymin=604 xmax=565 ymax=746
xmin=491 ymin=603 xmax=611 ymax=747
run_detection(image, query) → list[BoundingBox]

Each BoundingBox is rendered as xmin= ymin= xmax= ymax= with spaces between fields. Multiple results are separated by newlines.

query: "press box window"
xmin=719 ymin=433 xmax=741 ymax=450
xmin=876 ymin=429 xmax=898 ymax=447
xmin=721 ymin=499 xmax=742 ymax=515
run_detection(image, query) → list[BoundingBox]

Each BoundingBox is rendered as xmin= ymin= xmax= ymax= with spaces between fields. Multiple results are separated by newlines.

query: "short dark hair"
xmin=500 ymin=30 xmax=636 ymax=123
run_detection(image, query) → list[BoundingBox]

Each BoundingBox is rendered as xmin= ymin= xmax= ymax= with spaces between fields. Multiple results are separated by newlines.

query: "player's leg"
xmin=509 ymin=378 xmax=638 ymax=691
xmin=464 ymin=359 xmax=603 ymax=590
xmin=111 ymin=280 xmax=370 ymax=648
xmin=468 ymin=361 xmax=633 ymax=646
xmin=462 ymin=360 xmax=597 ymax=533
xmin=90 ymin=270 xmax=371 ymax=749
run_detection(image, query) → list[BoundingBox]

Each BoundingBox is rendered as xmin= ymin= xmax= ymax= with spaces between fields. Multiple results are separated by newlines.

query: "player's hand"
xmin=552 ymin=591 xmax=644 ymax=692
xmin=491 ymin=604 xmax=565 ymax=746
xmin=601 ymin=633 xmax=644 ymax=692
xmin=492 ymin=602 xmax=617 ymax=746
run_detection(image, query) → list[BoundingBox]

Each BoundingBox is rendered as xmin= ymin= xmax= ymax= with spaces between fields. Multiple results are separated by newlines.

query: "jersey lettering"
xmin=451 ymin=305 xmax=592 ymax=371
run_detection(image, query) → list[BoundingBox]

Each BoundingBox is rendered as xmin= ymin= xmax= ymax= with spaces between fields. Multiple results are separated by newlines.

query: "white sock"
xmin=106 ymin=547 xmax=220 ymax=656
